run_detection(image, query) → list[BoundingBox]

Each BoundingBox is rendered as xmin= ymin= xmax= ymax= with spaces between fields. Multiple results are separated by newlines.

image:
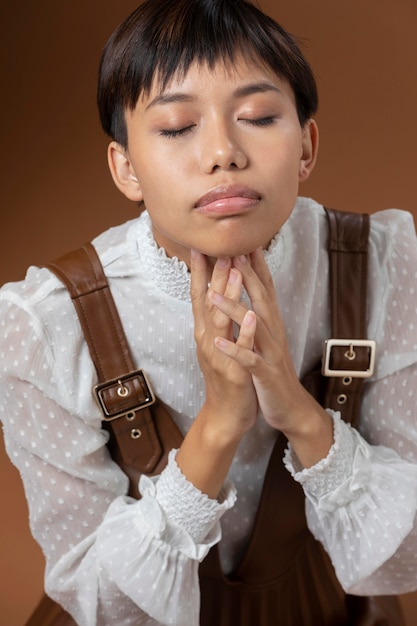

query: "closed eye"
xmin=242 ymin=116 xmax=277 ymax=127
xmin=159 ymin=125 xmax=196 ymax=138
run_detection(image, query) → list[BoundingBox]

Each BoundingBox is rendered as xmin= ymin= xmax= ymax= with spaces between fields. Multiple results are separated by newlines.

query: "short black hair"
xmin=97 ymin=0 xmax=318 ymax=147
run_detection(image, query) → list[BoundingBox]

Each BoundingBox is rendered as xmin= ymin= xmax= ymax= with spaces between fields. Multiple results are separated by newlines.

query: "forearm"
xmin=186 ymin=253 xmax=259 ymax=498
xmin=281 ymin=393 xmax=334 ymax=469
xmin=176 ymin=404 xmax=245 ymax=499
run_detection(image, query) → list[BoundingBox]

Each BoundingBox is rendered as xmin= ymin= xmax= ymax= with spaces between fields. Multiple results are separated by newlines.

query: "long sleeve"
xmin=285 ymin=411 xmax=417 ymax=594
xmin=0 ymin=277 xmax=235 ymax=626
xmin=2 ymin=199 xmax=417 ymax=625
xmin=283 ymin=206 xmax=417 ymax=594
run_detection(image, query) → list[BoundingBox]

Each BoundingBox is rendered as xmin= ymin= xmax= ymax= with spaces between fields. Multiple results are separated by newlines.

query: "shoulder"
xmin=366 ymin=209 xmax=417 ymax=298
xmin=284 ymin=200 xmax=417 ymax=299
xmin=0 ymin=216 xmax=147 ymax=372
xmin=290 ymin=199 xmax=416 ymax=258
xmin=368 ymin=208 xmax=416 ymax=260
xmin=1 ymin=217 xmax=142 ymax=313
xmin=0 ymin=216 xmax=146 ymax=417
xmin=369 ymin=207 xmax=415 ymax=233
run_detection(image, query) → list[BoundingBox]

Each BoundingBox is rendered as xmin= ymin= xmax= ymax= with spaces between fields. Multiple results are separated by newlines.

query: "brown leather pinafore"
xmin=199 ymin=429 xmax=403 ymax=626
xmin=198 ymin=432 xmax=348 ymax=626
xmin=197 ymin=209 xmax=403 ymax=626
xmin=27 ymin=209 xmax=404 ymax=626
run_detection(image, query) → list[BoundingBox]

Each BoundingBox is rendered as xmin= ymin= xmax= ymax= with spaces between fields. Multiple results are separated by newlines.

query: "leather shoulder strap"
xmin=325 ymin=208 xmax=369 ymax=340
xmin=45 ymin=242 xmax=167 ymax=474
xmin=47 ymin=244 xmax=134 ymax=381
xmin=323 ymin=208 xmax=373 ymax=428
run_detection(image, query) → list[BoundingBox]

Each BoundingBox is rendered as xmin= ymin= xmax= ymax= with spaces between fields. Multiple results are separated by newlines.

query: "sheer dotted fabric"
xmin=1 ymin=198 xmax=417 ymax=625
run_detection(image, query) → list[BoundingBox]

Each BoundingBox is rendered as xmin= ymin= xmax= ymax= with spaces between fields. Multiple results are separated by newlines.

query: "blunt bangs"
xmin=97 ymin=0 xmax=318 ymax=146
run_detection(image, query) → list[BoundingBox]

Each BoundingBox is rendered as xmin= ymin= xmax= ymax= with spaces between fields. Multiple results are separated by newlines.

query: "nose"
xmin=200 ymin=118 xmax=248 ymax=174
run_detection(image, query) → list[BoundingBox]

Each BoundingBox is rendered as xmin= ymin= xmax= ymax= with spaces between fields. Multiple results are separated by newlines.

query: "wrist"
xmin=282 ymin=404 xmax=334 ymax=469
xmin=176 ymin=405 xmax=245 ymax=498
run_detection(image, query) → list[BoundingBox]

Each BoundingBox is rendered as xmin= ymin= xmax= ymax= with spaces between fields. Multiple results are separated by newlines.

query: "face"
xmin=109 ymin=55 xmax=318 ymax=266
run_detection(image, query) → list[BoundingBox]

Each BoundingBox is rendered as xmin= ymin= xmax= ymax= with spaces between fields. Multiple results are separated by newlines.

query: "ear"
xmin=107 ymin=141 xmax=143 ymax=202
xmin=299 ymin=119 xmax=319 ymax=182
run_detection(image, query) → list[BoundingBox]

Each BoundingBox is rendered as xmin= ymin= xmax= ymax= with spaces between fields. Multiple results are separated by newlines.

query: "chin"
xmin=202 ymin=246 xmax=251 ymax=260
xmin=203 ymin=237 xmax=273 ymax=259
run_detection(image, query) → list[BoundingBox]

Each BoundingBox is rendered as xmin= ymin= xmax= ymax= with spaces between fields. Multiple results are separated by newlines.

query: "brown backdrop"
xmin=0 ymin=1 xmax=416 ymax=624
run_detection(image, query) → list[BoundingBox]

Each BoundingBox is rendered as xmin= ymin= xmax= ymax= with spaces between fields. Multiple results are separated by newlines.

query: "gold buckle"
xmin=322 ymin=339 xmax=376 ymax=378
xmin=94 ymin=370 xmax=156 ymax=421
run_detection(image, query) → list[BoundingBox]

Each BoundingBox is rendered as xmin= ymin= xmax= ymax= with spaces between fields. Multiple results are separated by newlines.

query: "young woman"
xmin=1 ymin=1 xmax=416 ymax=624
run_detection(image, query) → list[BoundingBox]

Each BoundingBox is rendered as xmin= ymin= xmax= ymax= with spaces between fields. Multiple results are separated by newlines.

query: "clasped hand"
xmin=190 ymin=248 xmax=316 ymax=442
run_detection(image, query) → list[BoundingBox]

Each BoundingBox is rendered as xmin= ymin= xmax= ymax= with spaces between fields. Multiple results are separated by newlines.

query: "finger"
xmin=223 ymin=267 xmax=243 ymax=301
xmin=209 ymin=257 xmax=232 ymax=295
xmin=236 ymin=309 xmax=256 ymax=350
xmin=233 ymin=251 xmax=279 ymax=326
xmin=234 ymin=251 xmax=276 ymax=301
xmin=208 ymin=289 xmax=249 ymax=327
xmin=207 ymin=267 xmax=243 ymax=337
xmin=250 ymin=248 xmax=277 ymax=293
xmin=211 ymin=267 xmax=284 ymax=362
xmin=214 ymin=310 xmax=259 ymax=368
xmin=208 ymin=258 xmax=238 ymax=337
xmin=190 ymin=250 xmax=210 ymax=335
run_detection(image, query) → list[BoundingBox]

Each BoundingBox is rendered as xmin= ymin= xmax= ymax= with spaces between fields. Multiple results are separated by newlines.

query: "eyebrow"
xmin=145 ymin=81 xmax=282 ymax=110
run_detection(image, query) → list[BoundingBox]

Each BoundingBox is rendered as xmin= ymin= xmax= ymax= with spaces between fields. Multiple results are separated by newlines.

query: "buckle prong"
xmin=117 ymin=380 xmax=129 ymax=398
xmin=344 ymin=344 xmax=356 ymax=361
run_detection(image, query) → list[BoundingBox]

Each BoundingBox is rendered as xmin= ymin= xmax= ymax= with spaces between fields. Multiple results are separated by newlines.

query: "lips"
xmin=194 ymin=185 xmax=261 ymax=216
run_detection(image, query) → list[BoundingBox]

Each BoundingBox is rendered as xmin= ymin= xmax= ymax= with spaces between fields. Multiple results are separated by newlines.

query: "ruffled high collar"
xmin=132 ymin=211 xmax=284 ymax=301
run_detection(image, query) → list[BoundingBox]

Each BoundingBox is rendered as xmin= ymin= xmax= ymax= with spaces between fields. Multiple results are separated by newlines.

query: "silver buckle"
xmin=322 ymin=339 xmax=376 ymax=378
xmin=94 ymin=369 xmax=156 ymax=421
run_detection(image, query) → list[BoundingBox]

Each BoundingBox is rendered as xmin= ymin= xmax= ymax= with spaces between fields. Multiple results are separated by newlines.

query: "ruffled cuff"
xmin=96 ymin=495 xmax=202 ymax=624
xmin=284 ymin=411 xmax=417 ymax=590
xmin=140 ymin=449 xmax=236 ymax=544
xmin=284 ymin=411 xmax=363 ymax=510
xmin=95 ymin=459 xmax=236 ymax=625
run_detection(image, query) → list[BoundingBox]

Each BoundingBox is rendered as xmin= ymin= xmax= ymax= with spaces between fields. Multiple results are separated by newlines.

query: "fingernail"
xmin=217 ymin=257 xmax=229 ymax=269
xmin=236 ymin=255 xmax=247 ymax=265
xmin=214 ymin=337 xmax=228 ymax=349
xmin=244 ymin=310 xmax=256 ymax=325
xmin=228 ymin=269 xmax=238 ymax=285
xmin=208 ymin=289 xmax=223 ymax=303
